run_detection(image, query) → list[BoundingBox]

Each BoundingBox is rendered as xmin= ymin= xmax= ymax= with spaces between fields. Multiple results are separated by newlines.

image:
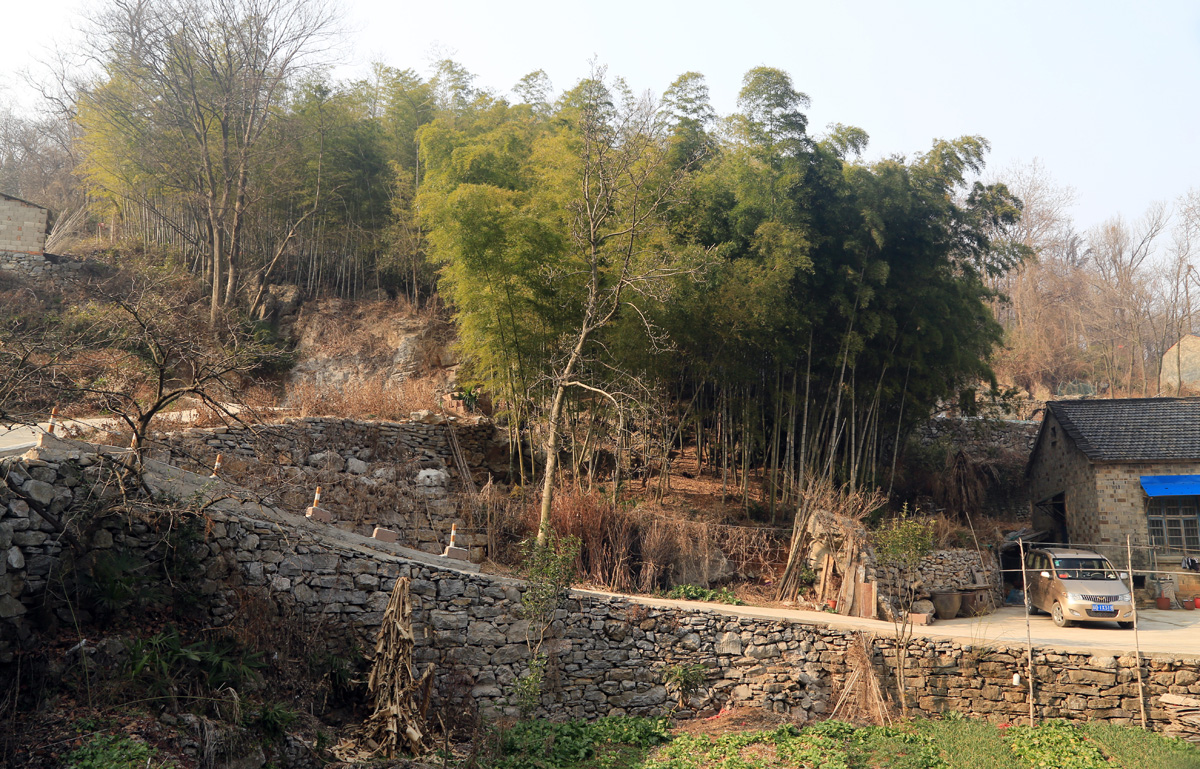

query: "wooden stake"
xmin=1128 ymin=534 xmax=1149 ymax=729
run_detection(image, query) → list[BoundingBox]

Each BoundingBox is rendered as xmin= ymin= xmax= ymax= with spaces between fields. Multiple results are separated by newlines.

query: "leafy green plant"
xmin=664 ymin=584 xmax=744 ymax=605
xmin=80 ymin=549 xmax=163 ymax=619
xmin=460 ymin=384 xmax=480 ymax=412
xmin=125 ymin=625 xmax=264 ymax=700
xmin=662 ymin=663 xmax=708 ymax=709
xmin=251 ymin=702 xmax=298 ymax=741
xmin=510 ymin=653 xmax=548 ymax=718
xmin=872 ymin=505 xmax=935 ymax=716
xmin=644 ymin=721 xmax=947 ymax=769
xmin=65 ymin=734 xmax=163 ymax=769
xmin=495 ymin=716 xmax=670 ymax=769
xmin=511 ymin=532 xmax=580 ymax=717
xmin=1006 ymin=720 xmax=1108 ymax=769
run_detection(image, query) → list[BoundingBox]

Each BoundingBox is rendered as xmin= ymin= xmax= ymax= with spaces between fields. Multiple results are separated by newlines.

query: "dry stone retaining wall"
xmin=877 ymin=548 xmax=1003 ymax=606
xmin=2 ymin=451 xmax=1198 ymax=728
xmin=0 ymin=250 xmax=88 ymax=280
xmin=152 ymin=417 xmax=510 ymax=560
xmin=156 ymin=417 xmax=508 ymax=483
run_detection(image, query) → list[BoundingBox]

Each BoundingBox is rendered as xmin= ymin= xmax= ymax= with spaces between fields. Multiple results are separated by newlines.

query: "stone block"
xmin=372 ymin=527 xmax=399 ymax=542
xmin=306 ymin=506 xmax=332 ymax=523
xmin=442 ymin=545 xmax=469 ymax=561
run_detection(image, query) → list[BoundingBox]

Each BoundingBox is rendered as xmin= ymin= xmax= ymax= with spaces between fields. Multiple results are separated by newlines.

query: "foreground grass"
xmin=488 ymin=715 xmax=1200 ymax=769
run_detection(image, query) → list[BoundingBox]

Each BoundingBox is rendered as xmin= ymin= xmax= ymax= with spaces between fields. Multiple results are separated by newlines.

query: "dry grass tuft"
xmin=284 ymin=375 xmax=443 ymax=421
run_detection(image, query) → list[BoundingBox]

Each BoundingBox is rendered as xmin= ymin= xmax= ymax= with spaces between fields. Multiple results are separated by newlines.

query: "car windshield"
xmin=1052 ymin=557 xmax=1117 ymax=580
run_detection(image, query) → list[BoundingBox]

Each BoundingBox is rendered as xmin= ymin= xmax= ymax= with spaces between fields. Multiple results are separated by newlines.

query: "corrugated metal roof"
xmin=1140 ymin=475 xmax=1200 ymax=497
xmin=1047 ymin=398 xmax=1200 ymax=462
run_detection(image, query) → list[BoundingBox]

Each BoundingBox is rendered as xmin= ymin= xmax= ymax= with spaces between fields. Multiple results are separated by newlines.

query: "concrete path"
xmin=0 ymin=409 xmax=220 ymax=456
xmin=576 ymin=589 xmax=1200 ymax=659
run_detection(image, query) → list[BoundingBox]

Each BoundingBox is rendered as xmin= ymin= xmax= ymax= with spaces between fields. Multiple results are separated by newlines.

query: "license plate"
xmin=1093 ymin=604 xmax=1113 ymax=612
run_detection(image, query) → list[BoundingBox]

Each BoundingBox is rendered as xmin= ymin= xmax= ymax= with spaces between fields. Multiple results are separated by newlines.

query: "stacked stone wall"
xmin=876 ymin=548 xmax=1002 ymax=605
xmin=151 ymin=417 xmax=510 ymax=560
xmin=3 ymin=450 xmax=1199 ymax=728
xmin=916 ymin=417 xmax=1040 ymax=455
xmin=0 ymin=250 xmax=88 ymax=280
xmin=156 ymin=417 xmax=507 ymax=483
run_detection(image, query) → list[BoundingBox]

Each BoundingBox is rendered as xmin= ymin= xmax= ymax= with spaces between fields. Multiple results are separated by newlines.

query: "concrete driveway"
xmin=578 ymin=590 xmax=1200 ymax=658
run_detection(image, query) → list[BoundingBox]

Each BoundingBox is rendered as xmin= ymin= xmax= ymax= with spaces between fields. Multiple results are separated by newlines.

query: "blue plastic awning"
xmin=1140 ymin=475 xmax=1200 ymax=497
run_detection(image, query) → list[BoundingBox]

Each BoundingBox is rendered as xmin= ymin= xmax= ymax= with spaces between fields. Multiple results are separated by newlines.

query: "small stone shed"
xmin=1027 ymin=398 xmax=1200 ymax=578
xmin=1162 ymin=334 xmax=1200 ymax=394
xmin=0 ymin=192 xmax=49 ymax=256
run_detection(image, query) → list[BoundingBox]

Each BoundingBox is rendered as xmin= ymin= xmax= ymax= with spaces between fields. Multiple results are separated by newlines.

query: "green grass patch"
xmin=1081 ymin=721 xmax=1200 ymax=769
xmin=485 ymin=715 xmax=1200 ymax=769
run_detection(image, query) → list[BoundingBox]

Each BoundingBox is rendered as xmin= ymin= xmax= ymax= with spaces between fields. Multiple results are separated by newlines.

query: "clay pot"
xmin=960 ymin=590 xmax=995 ymax=617
xmin=1184 ymin=599 xmax=1196 ymax=611
xmin=931 ymin=592 xmax=963 ymax=620
xmin=1156 ymin=596 xmax=1172 ymax=610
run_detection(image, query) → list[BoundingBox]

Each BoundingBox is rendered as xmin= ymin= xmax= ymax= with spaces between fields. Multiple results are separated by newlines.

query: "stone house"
xmin=1162 ymin=334 xmax=1200 ymax=394
xmin=0 ymin=192 xmax=50 ymax=256
xmin=1027 ymin=398 xmax=1200 ymax=577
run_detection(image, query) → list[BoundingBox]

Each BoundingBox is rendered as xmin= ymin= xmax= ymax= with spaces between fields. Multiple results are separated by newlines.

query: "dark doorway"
xmin=1033 ymin=493 xmax=1068 ymax=545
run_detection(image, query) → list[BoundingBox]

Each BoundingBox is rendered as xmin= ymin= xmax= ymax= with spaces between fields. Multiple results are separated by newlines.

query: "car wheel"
xmin=1118 ymin=621 xmax=1134 ymax=629
xmin=1025 ymin=600 xmax=1042 ymax=616
xmin=1051 ymin=601 xmax=1074 ymax=628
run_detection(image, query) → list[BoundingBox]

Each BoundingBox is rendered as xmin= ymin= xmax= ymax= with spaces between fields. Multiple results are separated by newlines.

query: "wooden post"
xmin=1128 ymin=534 xmax=1149 ymax=729
xmin=1018 ymin=538 xmax=1036 ymax=727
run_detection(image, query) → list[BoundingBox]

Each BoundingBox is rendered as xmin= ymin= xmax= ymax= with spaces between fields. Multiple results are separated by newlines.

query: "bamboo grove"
xmin=417 ymin=64 xmax=1028 ymax=533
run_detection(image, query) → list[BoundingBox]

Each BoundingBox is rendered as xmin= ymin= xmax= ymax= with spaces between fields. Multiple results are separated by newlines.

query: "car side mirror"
xmin=1040 ymin=571 xmax=1050 ymax=578
xmin=1120 ymin=572 xmax=1129 ymax=580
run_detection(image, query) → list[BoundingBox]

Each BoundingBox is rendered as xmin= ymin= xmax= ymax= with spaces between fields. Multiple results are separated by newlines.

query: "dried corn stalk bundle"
xmin=828 ymin=632 xmax=891 ymax=726
xmin=334 ymin=576 xmax=432 ymax=761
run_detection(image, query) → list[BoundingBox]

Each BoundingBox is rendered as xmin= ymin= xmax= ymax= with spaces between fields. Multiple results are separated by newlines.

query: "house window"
xmin=1147 ymin=497 xmax=1200 ymax=550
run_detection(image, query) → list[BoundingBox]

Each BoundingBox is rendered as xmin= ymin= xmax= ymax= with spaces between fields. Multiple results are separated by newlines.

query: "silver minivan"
xmin=1024 ymin=548 xmax=1135 ymax=628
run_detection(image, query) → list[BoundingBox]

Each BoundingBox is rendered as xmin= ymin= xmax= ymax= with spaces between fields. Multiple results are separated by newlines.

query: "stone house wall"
xmin=4 ymin=449 xmax=1200 ymax=729
xmin=1028 ymin=411 xmax=1200 ymax=571
xmin=0 ymin=195 xmax=49 ymax=255
xmin=1027 ymin=411 xmax=1099 ymax=543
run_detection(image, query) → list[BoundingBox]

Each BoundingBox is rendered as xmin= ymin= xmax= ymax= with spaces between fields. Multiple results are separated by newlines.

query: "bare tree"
xmin=535 ymin=68 xmax=702 ymax=543
xmin=78 ymin=0 xmax=339 ymax=325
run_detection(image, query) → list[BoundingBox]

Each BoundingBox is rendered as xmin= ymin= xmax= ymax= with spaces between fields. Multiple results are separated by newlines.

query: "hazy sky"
xmin=6 ymin=0 xmax=1199 ymax=231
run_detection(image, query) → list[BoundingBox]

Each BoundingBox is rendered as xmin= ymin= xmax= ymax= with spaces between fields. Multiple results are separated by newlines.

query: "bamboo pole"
xmin=1128 ymin=534 xmax=1149 ymax=729
xmin=1018 ymin=538 xmax=1036 ymax=727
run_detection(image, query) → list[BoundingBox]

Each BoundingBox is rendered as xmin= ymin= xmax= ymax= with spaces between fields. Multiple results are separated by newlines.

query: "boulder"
xmin=670 ymin=546 xmax=733 ymax=588
xmin=911 ymin=599 xmax=936 ymax=616
xmin=20 ymin=480 xmax=55 ymax=508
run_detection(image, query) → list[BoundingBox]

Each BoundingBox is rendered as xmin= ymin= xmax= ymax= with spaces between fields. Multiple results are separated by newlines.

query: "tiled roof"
xmin=0 ymin=192 xmax=47 ymax=210
xmin=1047 ymin=398 xmax=1200 ymax=462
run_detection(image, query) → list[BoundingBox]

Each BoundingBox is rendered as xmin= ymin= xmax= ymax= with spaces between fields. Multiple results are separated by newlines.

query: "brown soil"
xmin=671 ymin=706 xmax=801 ymax=737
